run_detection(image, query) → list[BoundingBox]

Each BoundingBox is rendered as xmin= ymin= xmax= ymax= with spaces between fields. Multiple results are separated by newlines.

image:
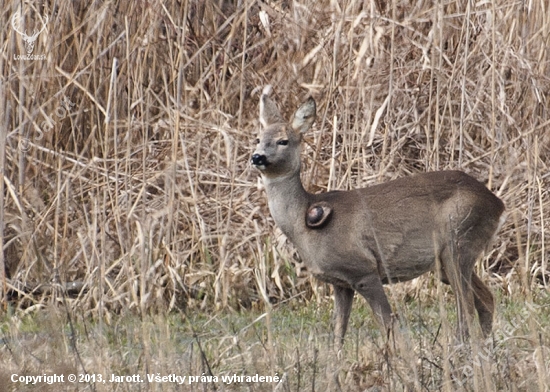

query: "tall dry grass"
xmin=0 ymin=0 xmax=549 ymax=390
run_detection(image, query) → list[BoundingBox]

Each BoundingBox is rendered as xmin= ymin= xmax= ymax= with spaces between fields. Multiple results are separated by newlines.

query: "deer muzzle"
xmin=251 ymin=154 xmax=269 ymax=169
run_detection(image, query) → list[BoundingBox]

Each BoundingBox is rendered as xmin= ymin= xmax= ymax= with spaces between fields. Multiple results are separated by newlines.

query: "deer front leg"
xmin=353 ymin=275 xmax=393 ymax=335
xmin=333 ymin=285 xmax=355 ymax=349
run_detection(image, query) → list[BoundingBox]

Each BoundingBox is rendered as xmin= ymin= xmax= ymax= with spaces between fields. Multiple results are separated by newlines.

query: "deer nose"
xmin=251 ymin=154 xmax=268 ymax=167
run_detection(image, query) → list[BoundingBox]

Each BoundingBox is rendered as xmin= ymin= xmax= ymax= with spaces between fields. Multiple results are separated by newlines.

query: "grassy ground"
xmin=1 ymin=286 xmax=549 ymax=391
xmin=1 ymin=0 xmax=549 ymax=390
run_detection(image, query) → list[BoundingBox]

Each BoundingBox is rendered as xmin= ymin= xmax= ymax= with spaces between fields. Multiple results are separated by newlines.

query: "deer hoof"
xmin=306 ymin=201 xmax=332 ymax=228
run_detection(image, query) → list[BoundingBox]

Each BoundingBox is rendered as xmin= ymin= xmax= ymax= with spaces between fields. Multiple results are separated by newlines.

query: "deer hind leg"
xmin=440 ymin=245 xmax=477 ymax=341
xmin=472 ymin=272 xmax=494 ymax=337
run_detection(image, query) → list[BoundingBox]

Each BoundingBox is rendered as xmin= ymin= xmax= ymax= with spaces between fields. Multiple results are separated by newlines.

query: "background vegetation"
xmin=0 ymin=0 xmax=548 ymax=390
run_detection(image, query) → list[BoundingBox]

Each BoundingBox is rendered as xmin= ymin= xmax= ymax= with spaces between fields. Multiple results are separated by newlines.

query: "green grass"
xmin=1 ymin=284 xmax=548 ymax=391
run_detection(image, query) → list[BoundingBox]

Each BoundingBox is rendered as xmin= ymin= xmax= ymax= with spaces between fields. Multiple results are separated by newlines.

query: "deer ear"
xmin=291 ymin=97 xmax=316 ymax=134
xmin=259 ymin=86 xmax=284 ymax=128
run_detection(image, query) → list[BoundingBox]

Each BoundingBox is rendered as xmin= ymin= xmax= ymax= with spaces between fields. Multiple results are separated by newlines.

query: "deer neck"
xmin=262 ymin=169 xmax=310 ymax=239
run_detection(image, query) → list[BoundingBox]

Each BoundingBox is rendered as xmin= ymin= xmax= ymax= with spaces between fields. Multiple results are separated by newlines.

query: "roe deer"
xmin=251 ymin=87 xmax=505 ymax=344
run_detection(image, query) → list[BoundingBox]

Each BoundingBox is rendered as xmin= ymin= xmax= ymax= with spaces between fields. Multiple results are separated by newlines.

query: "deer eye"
xmin=277 ymin=140 xmax=289 ymax=146
xmin=255 ymin=138 xmax=260 ymax=144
